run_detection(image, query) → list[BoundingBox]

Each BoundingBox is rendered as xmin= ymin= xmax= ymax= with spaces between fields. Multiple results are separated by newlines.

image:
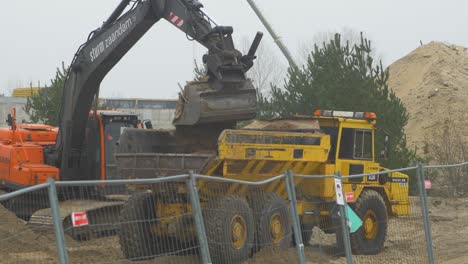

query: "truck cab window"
xmin=339 ymin=128 xmax=372 ymax=160
xmin=354 ymin=130 xmax=373 ymax=160
xmin=104 ymin=122 xmax=134 ymax=165
xmin=339 ymin=128 xmax=354 ymax=159
xmin=320 ymin=126 xmax=338 ymax=161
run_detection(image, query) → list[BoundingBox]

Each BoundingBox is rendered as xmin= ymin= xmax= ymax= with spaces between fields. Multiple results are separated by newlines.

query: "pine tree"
xmin=24 ymin=64 xmax=68 ymax=126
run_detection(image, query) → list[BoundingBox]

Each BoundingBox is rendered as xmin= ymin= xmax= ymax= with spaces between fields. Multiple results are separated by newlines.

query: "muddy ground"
xmin=1 ymin=196 xmax=467 ymax=263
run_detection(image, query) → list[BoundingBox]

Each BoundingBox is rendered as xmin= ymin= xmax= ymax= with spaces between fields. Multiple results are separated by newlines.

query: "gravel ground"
xmin=1 ymin=196 xmax=467 ymax=263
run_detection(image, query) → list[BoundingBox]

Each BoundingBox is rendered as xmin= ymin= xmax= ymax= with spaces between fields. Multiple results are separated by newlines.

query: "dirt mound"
xmin=388 ymin=41 xmax=468 ymax=149
xmin=244 ymin=117 xmax=320 ymax=131
xmin=0 ymin=203 xmax=58 ymax=262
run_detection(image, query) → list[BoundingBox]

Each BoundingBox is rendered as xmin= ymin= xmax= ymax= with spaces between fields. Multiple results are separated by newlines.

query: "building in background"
xmin=100 ymin=98 xmax=177 ymax=129
xmin=0 ymin=97 xmax=29 ymax=127
xmin=11 ymin=87 xmax=42 ymax=97
xmin=0 ymin=96 xmax=177 ymax=129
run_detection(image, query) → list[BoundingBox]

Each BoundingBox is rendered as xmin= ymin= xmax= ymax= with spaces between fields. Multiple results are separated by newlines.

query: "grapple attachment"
xmin=173 ymin=31 xmax=263 ymax=126
xmin=173 ymin=80 xmax=257 ymax=126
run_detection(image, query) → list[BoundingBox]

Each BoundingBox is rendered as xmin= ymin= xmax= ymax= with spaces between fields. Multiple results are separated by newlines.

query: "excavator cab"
xmin=83 ymin=111 xmax=139 ymax=183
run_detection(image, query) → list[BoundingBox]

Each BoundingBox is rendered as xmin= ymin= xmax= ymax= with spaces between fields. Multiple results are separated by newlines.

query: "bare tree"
xmin=425 ymin=118 xmax=468 ymax=197
xmin=297 ymin=27 xmax=372 ymax=66
xmin=240 ymin=37 xmax=286 ymax=95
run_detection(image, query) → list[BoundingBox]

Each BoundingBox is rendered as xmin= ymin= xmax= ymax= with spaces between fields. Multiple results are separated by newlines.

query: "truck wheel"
xmin=350 ymin=190 xmax=388 ymax=255
xmin=292 ymin=222 xmax=313 ymax=247
xmin=250 ymin=193 xmax=291 ymax=251
xmin=203 ymin=195 xmax=254 ymax=263
xmin=301 ymin=222 xmax=314 ymax=245
xmin=119 ymin=191 xmax=157 ymax=260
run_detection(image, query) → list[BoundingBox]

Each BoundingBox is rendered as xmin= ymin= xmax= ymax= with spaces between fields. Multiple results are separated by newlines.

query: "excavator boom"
xmin=53 ymin=0 xmax=262 ymax=181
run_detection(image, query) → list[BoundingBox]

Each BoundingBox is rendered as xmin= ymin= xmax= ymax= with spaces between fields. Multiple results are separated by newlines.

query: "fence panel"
xmin=53 ymin=178 xmax=201 ymax=264
xmin=3 ymin=163 xmax=467 ymax=263
xmin=342 ymin=168 xmax=429 ymax=264
xmin=0 ymin=186 xmax=59 ymax=264
xmin=290 ymin=173 xmax=346 ymax=263
xmin=424 ymin=162 xmax=468 ymax=263
xmin=195 ymin=175 xmax=297 ymax=264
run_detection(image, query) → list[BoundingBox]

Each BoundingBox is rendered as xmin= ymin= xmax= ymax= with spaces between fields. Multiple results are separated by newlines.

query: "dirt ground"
xmin=1 ymin=195 xmax=468 ymax=264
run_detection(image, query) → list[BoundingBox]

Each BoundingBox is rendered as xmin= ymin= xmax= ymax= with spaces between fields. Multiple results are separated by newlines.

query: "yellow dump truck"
xmin=115 ymin=110 xmax=410 ymax=262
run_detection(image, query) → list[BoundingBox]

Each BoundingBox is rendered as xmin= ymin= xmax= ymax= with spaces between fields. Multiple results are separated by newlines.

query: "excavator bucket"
xmin=173 ymin=80 xmax=257 ymax=126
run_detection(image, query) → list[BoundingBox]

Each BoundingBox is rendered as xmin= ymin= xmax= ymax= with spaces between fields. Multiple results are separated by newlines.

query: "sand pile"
xmin=388 ymin=41 xmax=468 ymax=150
xmin=0 ymin=203 xmax=58 ymax=262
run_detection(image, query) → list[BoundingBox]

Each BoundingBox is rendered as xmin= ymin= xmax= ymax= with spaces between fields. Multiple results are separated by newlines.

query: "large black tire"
xmin=203 ymin=195 xmax=254 ymax=263
xmin=250 ymin=193 xmax=291 ymax=251
xmin=292 ymin=222 xmax=313 ymax=247
xmin=301 ymin=222 xmax=314 ymax=246
xmin=350 ymin=190 xmax=388 ymax=255
xmin=118 ymin=191 xmax=157 ymax=260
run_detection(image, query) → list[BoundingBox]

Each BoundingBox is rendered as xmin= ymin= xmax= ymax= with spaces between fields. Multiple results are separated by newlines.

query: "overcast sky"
xmin=1 ymin=0 xmax=466 ymax=99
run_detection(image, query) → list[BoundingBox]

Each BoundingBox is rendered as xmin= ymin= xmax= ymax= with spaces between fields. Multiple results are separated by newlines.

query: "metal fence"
xmin=0 ymin=162 xmax=466 ymax=264
xmin=423 ymin=162 xmax=468 ymax=263
xmin=0 ymin=183 xmax=59 ymax=264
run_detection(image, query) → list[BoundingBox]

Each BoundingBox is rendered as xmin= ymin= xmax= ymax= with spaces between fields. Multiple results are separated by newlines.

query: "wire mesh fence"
xmin=0 ymin=186 xmax=59 ymax=264
xmin=56 ymin=177 xmax=201 ymax=264
xmin=346 ymin=168 xmax=429 ymax=264
xmin=424 ymin=162 xmax=468 ymax=263
xmin=195 ymin=175 xmax=296 ymax=264
xmin=0 ymin=162 xmax=467 ymax=264
xmin=292 ymin=174 xmax=345 ymax=262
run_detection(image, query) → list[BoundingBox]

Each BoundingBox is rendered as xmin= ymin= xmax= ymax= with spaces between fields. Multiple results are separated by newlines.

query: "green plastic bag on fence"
xmin=346 ymin=205 xmax=363 ymax=233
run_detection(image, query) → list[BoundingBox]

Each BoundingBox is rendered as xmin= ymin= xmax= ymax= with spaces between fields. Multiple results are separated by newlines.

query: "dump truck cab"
xmin=284 ymin=110 xmax=410 ymax=255
xmin=312 ymin=110 xmax=409 ymax=216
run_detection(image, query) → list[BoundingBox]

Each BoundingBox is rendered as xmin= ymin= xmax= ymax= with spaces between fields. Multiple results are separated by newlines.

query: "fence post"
xmin=285 ymin=170 xmax=306 ymax=264
xmin=47 ymin=178 xmax=68 ymax=264
xmin=417 ymin=163 xmax=435 ymax=264
xmin=186 ymin=171 xmax=212 ymax=264
xmin=335 ymin=172 xmax=353 ymax=264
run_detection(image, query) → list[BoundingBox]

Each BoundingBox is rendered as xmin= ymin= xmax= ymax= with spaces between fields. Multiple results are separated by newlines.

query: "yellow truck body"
xmin=116 ymin=110 xmax=410 ymax=261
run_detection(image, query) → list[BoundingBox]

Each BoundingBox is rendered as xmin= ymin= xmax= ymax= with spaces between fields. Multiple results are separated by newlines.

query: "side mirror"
xmin=6 ymin=113 xmax=12 ymax=127
xmin=380 ymin=135 xmax=389 ymax=160
xmin=144 ymin=120 xmax=153 ymax=129
xmin=379 ymin=150 xmax=386 ymax=159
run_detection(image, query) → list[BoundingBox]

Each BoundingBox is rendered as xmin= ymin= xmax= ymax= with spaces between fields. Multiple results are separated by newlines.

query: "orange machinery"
xmin=0 ymin=108 xmax=139 ymax=190
xmin=0 ymin=109 xmax=58 ymax=189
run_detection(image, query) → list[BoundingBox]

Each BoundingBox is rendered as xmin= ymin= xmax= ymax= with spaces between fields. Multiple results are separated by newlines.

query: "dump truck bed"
xmin=115 ymin=126 xmax=331 ymax=199
xmin=116 ymin=153 xmax=214 ymax=179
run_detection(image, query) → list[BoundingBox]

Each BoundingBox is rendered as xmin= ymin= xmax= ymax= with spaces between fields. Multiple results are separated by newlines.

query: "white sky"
xmin=1 ymin=0 xmax=466 ymax=99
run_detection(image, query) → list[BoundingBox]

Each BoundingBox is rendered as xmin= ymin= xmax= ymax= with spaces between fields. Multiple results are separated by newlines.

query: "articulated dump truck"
xmin=116 ymin=110 xmax=410 ymax=262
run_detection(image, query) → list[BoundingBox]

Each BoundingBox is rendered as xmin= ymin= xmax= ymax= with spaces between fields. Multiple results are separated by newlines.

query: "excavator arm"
xmin=52 ymin=0 xmax=262 ymax=181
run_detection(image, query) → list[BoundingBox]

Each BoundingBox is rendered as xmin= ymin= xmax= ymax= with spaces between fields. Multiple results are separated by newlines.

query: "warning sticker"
xmin=425 ymin=180 xmax=432 ymax=189
xmin=334 ymin=178 xmax=344 ymax=205
xmin=71 ymin=212 xmax=89 ymax=227
xmin=345 ymin=192 xmax=355 ymax=202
